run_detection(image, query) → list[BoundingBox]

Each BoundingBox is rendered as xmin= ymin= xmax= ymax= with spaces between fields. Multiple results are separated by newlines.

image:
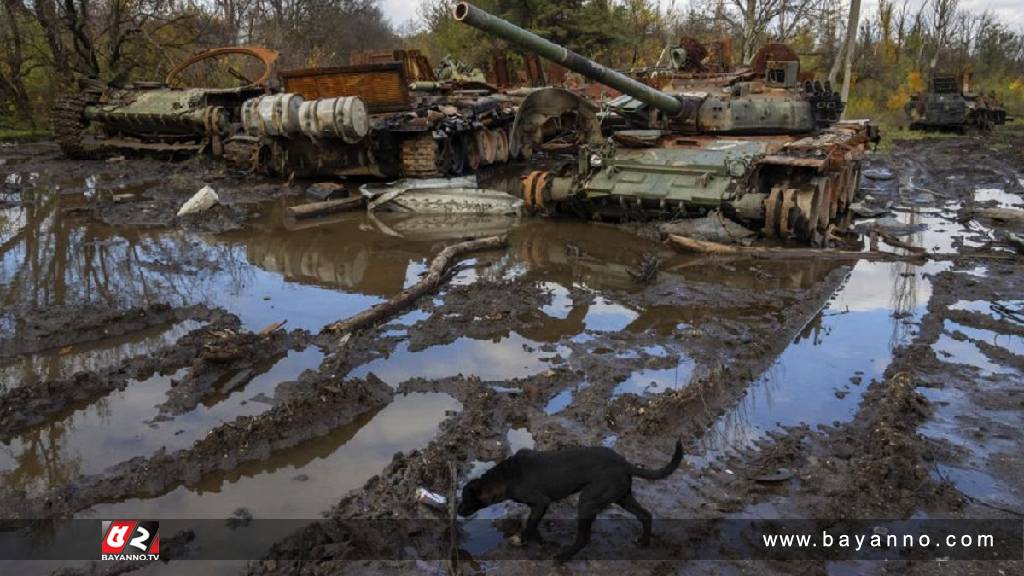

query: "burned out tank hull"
xmin=52 ymin=46 xmax=520 ymax=181
xmin=521 ymin=120 xmax=875 ymax=241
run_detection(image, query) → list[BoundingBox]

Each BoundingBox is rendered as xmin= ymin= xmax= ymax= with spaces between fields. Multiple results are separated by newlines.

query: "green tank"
xmin=454 ymin=2 xmax=880 ymax=243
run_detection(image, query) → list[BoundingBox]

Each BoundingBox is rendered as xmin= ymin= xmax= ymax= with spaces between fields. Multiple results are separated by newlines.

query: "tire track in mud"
xmin=0 ymin=326 xmax=405 ymax=520
xmin=0 ymin=305 xmax=239 ymax=439
xmin=234 ymin=264 xmax=864 ymax=574
xmin=0 ymin=303 xmax=195 ymax=359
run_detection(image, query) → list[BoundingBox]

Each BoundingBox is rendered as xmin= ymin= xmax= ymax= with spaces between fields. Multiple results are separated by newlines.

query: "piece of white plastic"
xmin=177 ymin=185 xmax=219 ymax=216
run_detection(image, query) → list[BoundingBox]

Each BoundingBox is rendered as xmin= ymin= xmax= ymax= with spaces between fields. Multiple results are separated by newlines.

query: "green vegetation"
xmin=0 ymin=127 xmax=48 ymax=141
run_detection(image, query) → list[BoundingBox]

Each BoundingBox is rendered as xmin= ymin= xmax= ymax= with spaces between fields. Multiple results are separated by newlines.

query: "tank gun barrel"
xmin=453 ymin=2 xmax=684 ymax=116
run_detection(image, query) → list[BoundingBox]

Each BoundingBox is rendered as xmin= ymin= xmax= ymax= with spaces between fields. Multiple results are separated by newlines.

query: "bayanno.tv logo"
xmin=100 ymin=520 xmax=160 ymax=561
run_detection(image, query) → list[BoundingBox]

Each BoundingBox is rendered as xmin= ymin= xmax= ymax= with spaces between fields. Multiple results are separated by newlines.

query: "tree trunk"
xmin=840 ymin=0 xmax=862 ymax=118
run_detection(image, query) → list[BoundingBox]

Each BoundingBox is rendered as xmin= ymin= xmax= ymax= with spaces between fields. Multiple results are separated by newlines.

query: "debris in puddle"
xmin=415 ymin=487 xmax=448 ymax=511
xmin=323 ymin=235 xmax=507 ymax=335
xmin=176 ymin=185 xmax=219 ymax=216
xmin=367 ymin=182 xmax=522 ymax=215
xmin=863 ymin=168 xmax=895 ymax=180
xmin=305 ymin=181 xmax=348 ymax=202
xmin=286 ymin=195 xmax=365 ymax=219
xmin=657 ymin=212 xmax=756 ymax=244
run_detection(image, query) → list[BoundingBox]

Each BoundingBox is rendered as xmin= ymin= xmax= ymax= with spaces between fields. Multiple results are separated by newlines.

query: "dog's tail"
xmin=629 ymin=439 xmax=683 ymax=480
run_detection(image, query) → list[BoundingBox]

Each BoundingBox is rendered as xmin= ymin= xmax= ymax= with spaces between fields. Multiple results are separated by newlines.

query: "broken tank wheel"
xmin=494 ymin=128 xmax=510 ymax=163
xmin=477 ymin=129 xmax=497 ymax=166
xmin=463 ymin=133 xmax=481 ymax=170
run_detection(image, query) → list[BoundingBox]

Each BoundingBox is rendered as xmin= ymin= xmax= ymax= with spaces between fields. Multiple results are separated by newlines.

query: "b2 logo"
xmin=101 ymin=520 xmax=160 ymax=560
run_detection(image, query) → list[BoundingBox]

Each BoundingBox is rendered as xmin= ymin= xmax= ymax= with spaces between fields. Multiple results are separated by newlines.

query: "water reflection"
xmin=0 ymin=320 xmax=200 ymax=391
xmin=82 ymin=392 xmax=459 ymax=519
xmin=707 ymin=260 xmax=946 ymax=450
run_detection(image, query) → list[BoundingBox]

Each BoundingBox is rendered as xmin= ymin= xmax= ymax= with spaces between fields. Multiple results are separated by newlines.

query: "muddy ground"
xmin=1 ymin=127 xmax=1022 ymax=575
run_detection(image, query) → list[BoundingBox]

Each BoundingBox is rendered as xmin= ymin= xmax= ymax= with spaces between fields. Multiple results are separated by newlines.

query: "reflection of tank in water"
xmin=906 ymin=73 xmax=1009 ymax=132
xmin=454 ymin=3 xmax=880 ymax=245
xmin=230 ymin=213 xmax=439 ymax=297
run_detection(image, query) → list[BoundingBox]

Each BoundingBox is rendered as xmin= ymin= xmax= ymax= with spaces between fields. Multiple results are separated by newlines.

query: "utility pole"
xmin=840 ymin=0 xmax=862 ymax=118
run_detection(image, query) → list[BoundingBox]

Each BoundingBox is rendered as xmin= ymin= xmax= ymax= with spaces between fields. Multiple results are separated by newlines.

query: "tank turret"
xmin=455 ymin=2 xmax=844 ymax=135
xmin=454 ymin=3 xmax=879 ymax=244
xmin=454 ymin=2 xmax=691 ymax=118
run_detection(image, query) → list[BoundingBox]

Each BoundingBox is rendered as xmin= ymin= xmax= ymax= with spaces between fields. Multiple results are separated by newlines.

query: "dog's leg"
xmin=554 ymin=516 xmax=595 ymax=564
xmin=617 ymin=493 xmax=653 ymax=547
xmin=554 ymin=495 xmax=605 ymax=564
xmin=523 ymin=501 xmax=549 ymax=544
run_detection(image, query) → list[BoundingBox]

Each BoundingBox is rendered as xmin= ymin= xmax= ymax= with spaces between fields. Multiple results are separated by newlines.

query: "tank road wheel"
xmin=400 ymin=133 xmax=442 ymax=178
xmin=763 ymin=186 xmax=784 ymax=238
xmin=463 ymin=134 xmax=481 ymax=171
xmin=476 ymin=129 xmax=495 ymax=166
xmin=778 ymin=188 xmax=798 ymax=238
xmin=51 ymin=93 xmax=92 ymax=159
xmin=494 ymin=128 xmax=510 ymax=163
xmin=484 ymin=129 xmax=501 ymax=165
xmin=448 ymin=137 xmax=466 ymax=175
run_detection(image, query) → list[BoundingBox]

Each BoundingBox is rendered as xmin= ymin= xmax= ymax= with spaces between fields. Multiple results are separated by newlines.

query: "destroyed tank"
xmin=52 ymin=46 xmax=517 ymax=181
xmin=50 ymin=47 xmax=282 ymax=161
xmin=454 ymin=3 xmax=880 ymax=242
xmin=906 ymin=74 xmax=1008 ymax=132
xmin=240 ymin=50 xmax=518 ymax=179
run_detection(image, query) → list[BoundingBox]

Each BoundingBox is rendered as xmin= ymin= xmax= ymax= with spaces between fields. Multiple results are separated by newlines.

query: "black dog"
xmin=458 ymin=440 xmax=683 ymax=562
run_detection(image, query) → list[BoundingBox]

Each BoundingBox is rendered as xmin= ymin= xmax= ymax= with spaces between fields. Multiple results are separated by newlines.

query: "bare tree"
xmin=840 ymin=0 xmax=860 ymax=115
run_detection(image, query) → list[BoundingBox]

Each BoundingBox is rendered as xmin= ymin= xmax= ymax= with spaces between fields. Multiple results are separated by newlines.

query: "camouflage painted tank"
xmin=906 ymin=74 xmax=1008 ymax=132
xmin=454 ymin=2 xmax=879 ymax=243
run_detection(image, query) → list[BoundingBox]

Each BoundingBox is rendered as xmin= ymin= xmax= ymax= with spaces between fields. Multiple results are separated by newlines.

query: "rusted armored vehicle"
xmin=455 ymin=3 xmax=879 ymax=243
xmin=260 ymin=54 xmax=517 ymax=178
xmin=52 ymin=46 xmax=518 ymax=180
xmin=51 ymin=47 xmax=281 ymax=160
xmin=906 ymin=73 xmax=1008 ymax=132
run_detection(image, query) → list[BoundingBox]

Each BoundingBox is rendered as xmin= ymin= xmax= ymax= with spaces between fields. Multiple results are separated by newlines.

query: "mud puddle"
xmin=0 ymin=319 xmax=200 ymax=390
xmin=73 ymin=393 xmax=458 ymax=576
xmin=0 ymin=348 xmax=325 ymax=496
xmin=350 ymin=333 xmax=572 ymax=386
xmin=706 ymin=260 xmax=947 ymax=450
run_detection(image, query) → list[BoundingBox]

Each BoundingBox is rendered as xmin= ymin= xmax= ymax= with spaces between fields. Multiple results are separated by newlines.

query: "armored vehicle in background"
xmin=52 ymin=46 xmax=519 ymax=180
xmin=455 ymin=2 xmax=878 ymax=243
xmin=906 ymin=74 xmax=1008 ymax=132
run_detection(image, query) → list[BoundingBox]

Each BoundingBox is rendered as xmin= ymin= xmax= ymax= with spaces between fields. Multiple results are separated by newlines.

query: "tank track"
xmin=50 ymin=93 xmax=92 ymax=159
xmin=400 ymin=134 xmax=442 ymax=178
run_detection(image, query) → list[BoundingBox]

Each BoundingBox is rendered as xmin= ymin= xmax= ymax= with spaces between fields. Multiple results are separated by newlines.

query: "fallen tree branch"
xmin=322 ymin=235 xmax=508 ymax=335
xmin=666 ymin=234 xmax=927 ymax=262
xmin=286 ymin=196 xmax=365 ymax=220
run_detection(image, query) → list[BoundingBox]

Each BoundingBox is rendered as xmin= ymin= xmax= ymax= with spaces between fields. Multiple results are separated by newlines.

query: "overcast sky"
xmin=379 ymin=0 xmax=1024 ymax=32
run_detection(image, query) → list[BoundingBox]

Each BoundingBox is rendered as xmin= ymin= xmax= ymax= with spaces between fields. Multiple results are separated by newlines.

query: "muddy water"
xmin=0 ymin=319 xmax=200 ymax=390
xmin=5 ymin=141 xmax=1024 ymax=574
xmin=707 ymin=259 xmax=948 ymax=450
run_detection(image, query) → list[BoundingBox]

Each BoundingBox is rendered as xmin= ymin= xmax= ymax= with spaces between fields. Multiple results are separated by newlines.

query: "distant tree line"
xmin=1 ymin=0 xmax=1023 ymax=130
